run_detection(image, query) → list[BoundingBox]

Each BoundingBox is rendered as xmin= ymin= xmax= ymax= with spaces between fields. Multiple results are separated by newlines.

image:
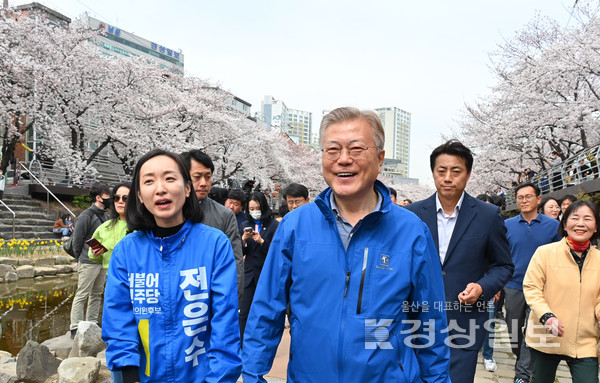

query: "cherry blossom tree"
xmin=457 ymin=0 xmax=600 ymax=193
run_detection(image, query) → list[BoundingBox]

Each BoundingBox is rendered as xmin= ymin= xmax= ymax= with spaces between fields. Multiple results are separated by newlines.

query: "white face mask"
xmin=250 ymin=210 xmax=262 ymax=220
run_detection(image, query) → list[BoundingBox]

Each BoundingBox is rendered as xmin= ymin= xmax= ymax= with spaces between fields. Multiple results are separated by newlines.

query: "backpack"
xmin=63 ymin=235 xmax=76 ymax=258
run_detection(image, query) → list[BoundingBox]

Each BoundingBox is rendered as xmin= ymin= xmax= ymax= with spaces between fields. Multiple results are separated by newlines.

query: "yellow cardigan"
xmin=523 ymin=238 xmax=600 ymax=358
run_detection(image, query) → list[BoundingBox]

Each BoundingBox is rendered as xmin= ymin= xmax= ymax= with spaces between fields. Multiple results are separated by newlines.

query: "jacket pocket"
xmin=357 ymin=247 xmax=369 ymax=314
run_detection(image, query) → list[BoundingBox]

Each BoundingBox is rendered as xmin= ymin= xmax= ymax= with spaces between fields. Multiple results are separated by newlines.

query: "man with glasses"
xmin=504 ymin=182 xmax=561 ymax=383
xmin=282 ymin=183 xmax=310 ymax=212
xmin=242 ymin=107 xmax=450 ymax=382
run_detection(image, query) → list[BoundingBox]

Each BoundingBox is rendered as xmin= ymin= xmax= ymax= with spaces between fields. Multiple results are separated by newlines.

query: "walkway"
xmin=251 ymin=318 xmax=576 ymax=382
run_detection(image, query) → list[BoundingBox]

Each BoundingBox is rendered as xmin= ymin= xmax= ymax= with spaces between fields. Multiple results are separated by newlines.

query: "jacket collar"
xmin=315 ymin=180 xmax=392 ymax=223
xmin=145 ymin=219 xmax=192 ymax=253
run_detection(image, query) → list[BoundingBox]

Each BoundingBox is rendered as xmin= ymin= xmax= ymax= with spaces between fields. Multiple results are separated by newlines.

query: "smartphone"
xmin=86 ymin=238 xmax=108 ymax=253
xmin=244 ymin=227 xmax=253 ymax=234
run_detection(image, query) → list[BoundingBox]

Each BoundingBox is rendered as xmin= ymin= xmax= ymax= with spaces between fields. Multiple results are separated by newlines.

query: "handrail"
xmin=0 ymin=199 xmax=16 ymax=240
xmin=19 ymin=163 xmax=76 ymax=220
xmin=506 ymin=144 xmax=600 ymax=206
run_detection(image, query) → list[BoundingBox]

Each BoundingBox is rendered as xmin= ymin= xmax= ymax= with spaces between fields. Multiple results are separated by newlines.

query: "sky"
xmin=11 ymin=0 xmax=578 ymax=186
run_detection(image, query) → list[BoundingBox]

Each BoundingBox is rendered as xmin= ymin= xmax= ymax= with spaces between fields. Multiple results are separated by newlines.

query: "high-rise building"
xmin=375 ymin=107 xmax=411 ymax=177
xmin=287 ymin=109 xmax=312 ymax=146
xmin=83 ymin=16 xmax=184 ymax=74
xmin=261 ymin=96 xmax=289 ymax=133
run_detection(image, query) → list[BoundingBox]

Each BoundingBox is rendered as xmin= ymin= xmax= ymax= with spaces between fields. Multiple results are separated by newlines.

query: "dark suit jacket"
xmin=406 ymin=192 xmax=514 ymax=349
xmin=242 ymin=218 xmax=279 ymax=287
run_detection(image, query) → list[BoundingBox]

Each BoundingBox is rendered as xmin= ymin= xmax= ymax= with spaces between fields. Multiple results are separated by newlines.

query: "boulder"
xmin=17 ymin=259 xmax=33 ymax=266
xmin=57 ymin=357 xmax=100 ymax=383
xmin=0 ymin=265 xmax=14 ymax=276
xmin=0 ymin=258 xmax=17 ymax=266
xmin=69 ymin=322 xmax=105 ymax=358
xmin=54 ymin=265 xmax=73 ymax=274
xmin=0 ymin=351 xmax=14 ymax=363
xmin=15 ymin=265 xmax=34 ymax=279
xmin=33 ymin=267 xmax=58 ymax=277
xmin=16 ymin=340 xmax=61 ymax=383
xmin=34 ymin=276 xmax=43 ymax=281
xmin=41 ymin=333 xmax=73 ymax=360
xmin=3 ymin=273 xmax=17 ymax=283
xmin=34 ymin=258 xmax=55 ymax=267
xmin=53 ymin=256 xmax=72 ymax=265
xmin=0 ymin=350 xmax=17 ymax=382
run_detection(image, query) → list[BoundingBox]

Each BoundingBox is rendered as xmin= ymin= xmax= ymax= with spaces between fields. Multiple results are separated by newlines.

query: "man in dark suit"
xmin=407 ymin=140 xmax=514 ymax=383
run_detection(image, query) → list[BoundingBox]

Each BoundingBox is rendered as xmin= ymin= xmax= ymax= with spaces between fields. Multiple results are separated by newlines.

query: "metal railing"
xmin=506 ymin=144 xmax=600 ymax=205
xmin=21 ymin=157 xmax=129 ymax=188
xmin=19 ymin=163 xmax=76 ymax=220
xmin=0 ymin=199 xmax=16 ymax=240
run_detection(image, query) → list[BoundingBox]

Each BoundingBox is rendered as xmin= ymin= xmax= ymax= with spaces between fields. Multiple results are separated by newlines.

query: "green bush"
xmin=72 ymin=195 xmax=92 ymax=209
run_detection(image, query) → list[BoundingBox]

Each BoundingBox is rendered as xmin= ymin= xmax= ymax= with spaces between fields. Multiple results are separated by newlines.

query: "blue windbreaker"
xmin=102 ymin=220 xmax=241 ymax=382
xmin=242 ymin=181 xmax=451 ymax=382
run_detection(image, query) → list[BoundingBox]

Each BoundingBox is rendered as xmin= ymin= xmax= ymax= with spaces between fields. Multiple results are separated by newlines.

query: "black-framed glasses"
xmin=114 ymin=195 xmax=128 ymax=203
xmin=322 ymin=145 xmax=371 ymax=161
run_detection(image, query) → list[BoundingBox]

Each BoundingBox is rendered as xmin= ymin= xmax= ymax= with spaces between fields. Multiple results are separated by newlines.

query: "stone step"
xmin=0 ymin=231 xmax=61 ymax=240
xmin=0 ymin=212 xmax=56 ymax=220
xmin=0 ymin=224 xmax=59 ymax=233
xmin=0 ymin=201 xmax=46 ymax=210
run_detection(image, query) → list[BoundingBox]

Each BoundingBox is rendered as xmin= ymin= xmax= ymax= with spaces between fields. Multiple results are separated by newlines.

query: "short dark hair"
xmin=283 ymin=183 xmax=309 ymax=200
xmin=127 ymin=149 xmax=203 ymax=232
xmin=403 ymin=199 xmax=413 ymax=204
xmin=227 ymin=189 xmax=246 ymax=203
xmin=388 ymin=187 xmax=397 ymax=199
xmin=245 ymin=191 xmax=273 ymax=224
xmin=430 ymin=140 xmax=473 ymax=173
xmin=89 ymin=183 xmax=110 ymax=200
xmin=476 ymin=194 xmax=492 ymax=203
xmin=209 ymin=187 xmax=228 ymax=205
xmin=180 ymin=149 xmax=214 ymax=173
xmin=514 ymin=182 xmax=540 ymax=197
xmin=558 ymin=200 xmax=599 ymax=241
xmin=560 ymin=195 xmax=577 ymax=205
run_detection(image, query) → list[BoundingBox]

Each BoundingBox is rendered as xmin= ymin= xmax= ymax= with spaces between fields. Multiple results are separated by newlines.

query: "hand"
xmin=545 ymin=317 xmax=565 ymax=337
xmin=91 ymin=246 xmax=106 ymax=256
xmin=458 ymin=283 xmax=483 ymax=305
xmin=252 ymin=231 xmax=264 ymax=245
xmin=242 ymin=230 xmax=253 ymax=244
xmin=493 ymin=291 xmax=501 ymax=303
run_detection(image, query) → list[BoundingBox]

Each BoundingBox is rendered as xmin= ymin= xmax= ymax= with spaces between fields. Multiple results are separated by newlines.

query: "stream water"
xmin=0 ymin=274 xmax=79 ymax=356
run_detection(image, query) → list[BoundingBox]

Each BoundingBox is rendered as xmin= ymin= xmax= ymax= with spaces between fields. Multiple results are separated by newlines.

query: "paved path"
xmin=244 ymin=319 xmax=579 ymax=383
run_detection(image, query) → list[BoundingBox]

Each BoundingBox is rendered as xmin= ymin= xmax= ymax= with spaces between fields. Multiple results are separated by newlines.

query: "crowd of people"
xmin=59 ymin=106 xmax=600 ymax=383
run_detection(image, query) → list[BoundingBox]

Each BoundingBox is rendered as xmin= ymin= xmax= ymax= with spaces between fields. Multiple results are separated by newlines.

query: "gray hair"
xmin=319 ymin=107 xmax=385 ymax=152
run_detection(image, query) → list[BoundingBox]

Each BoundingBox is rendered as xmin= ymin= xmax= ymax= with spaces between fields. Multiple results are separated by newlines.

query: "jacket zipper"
xmin=357 ymin=247 xmax=369 ymax=314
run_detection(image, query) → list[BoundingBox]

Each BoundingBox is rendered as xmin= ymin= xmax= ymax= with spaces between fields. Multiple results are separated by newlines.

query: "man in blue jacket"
xmin=242 ymin=107 xmax=450 ymax=382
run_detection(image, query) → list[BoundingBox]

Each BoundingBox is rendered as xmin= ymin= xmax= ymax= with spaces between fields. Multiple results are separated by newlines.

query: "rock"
xmin=53 ymin=256 xmax=72 ymax=265
xmin=53 ymin=265 xmax=72 ymax=274
xmin=17 ymin=259 xmax=34 ymax=266
xmin=0 ymin=265 xmax=14 ymax=276
xmin=33 ymin=267 xmax=58 ymax=277
xmin=0 ymin=371 xmax=17 ymax=383
xmin=0 ymin=351 xmax=14 ymax=363
xmin=16 ymin=340 xmax=61 ymax=383
xmin=0 ymin=258 xmax=17 ymax=266
xmin=69 ymin=322 xmax=105 ymax=358
xmin=15 ymin=265 xmax=34 ymax=279
xmin=34 ymin=276 xmax=43 ymax=281
xmin=34 ymin=258 xmax=55 ymax=267
xmin=57 ymin=357 xmax=100 ymax=383
xmin=41 ymin=333 xmax=73 ymax=360
xmin=3 ymin=273 xmax=17 ymax=283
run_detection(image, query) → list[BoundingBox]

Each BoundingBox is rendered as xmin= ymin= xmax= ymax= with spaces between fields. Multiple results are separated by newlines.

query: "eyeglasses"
xmin=287 ymin=199 xmax=306 ymax=207
xmin=114 ymin=195 xmax=128 ymax=203
xmin=322 ymin=145 xmax=371 ymax=161
xmin=516 ymin=194 xmax=536 ymax=202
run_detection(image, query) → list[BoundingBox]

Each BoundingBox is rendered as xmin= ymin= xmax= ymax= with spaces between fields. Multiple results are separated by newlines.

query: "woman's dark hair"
xmin=126 ymin=149 xmax=203 ymax=232
xmin=245 ymin=191 xmax=273 ymax=224
xmin=539 ymin=196 xmax=559 ymax=216
xmin=558 ymin=200 xmax=599 ymax=241
xmin=107 ymin=182 xmax=132 ymax=228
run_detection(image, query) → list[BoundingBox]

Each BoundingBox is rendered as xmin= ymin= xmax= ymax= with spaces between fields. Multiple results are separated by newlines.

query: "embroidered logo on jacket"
xmin=375 ymin=254 xmax=393 ymax=271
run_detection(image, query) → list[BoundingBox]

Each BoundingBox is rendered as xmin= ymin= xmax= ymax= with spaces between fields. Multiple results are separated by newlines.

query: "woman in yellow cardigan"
xmin=523 ymin=200 xmax=600 ymax=383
